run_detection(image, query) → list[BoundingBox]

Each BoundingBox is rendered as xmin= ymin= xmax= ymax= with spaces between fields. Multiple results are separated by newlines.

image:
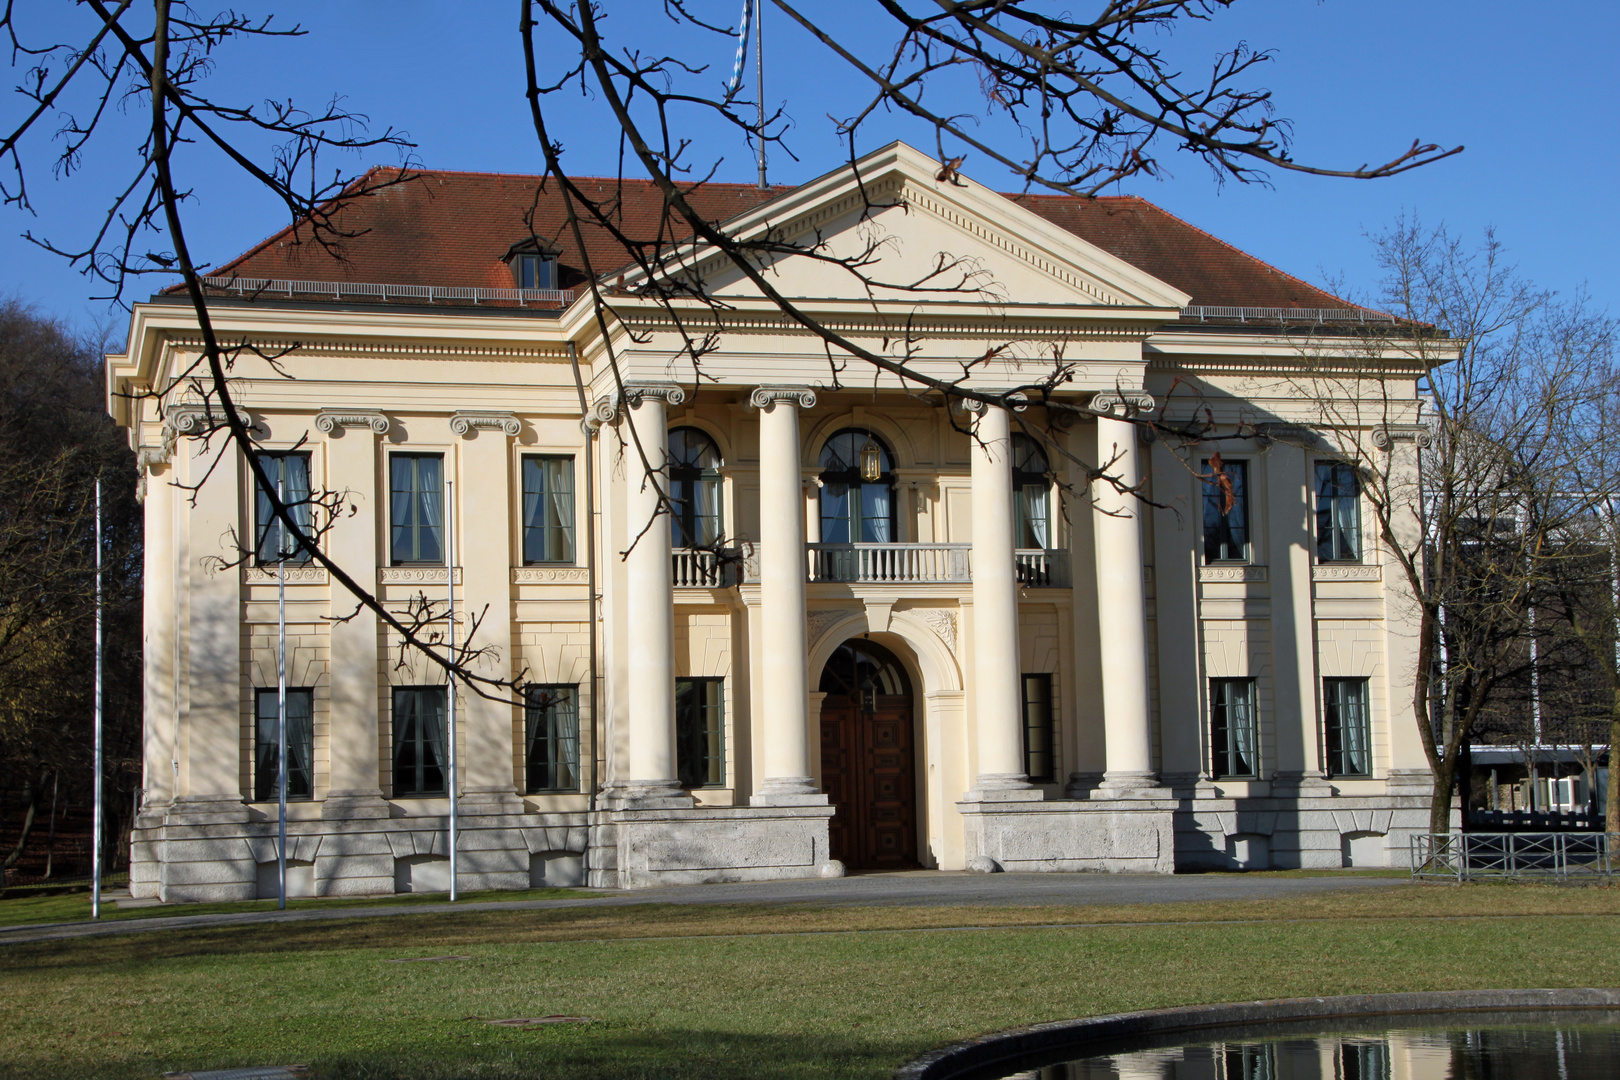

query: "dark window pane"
xmin=522 ymin=456 xmax=575 ymax=564
xmin=668 ymin=428 xmax=723 ymax=548
xmin=1022 ymin=674 xmax=1054 ymax=782
xmin=818 ymin=429 xmax=895 ymax=544
xmin=1202 ymin=460 xmax=1249 ymax=562
xmin=525 ymin=685 xmax=580 ymax=792
xmin=255 ymin=688 xmax=314 ymax=801
xmin=1211 ymin=678 xmax=1259 ymax=779
xmin=391 ymin=454 xmax=445 ymax=565
xmin=1012 ymin=435 xmax=1051 ymax=549
xmin=392 ymin=686 xmax=448 ymax=796
xmin=1315 ymin=462 xmax=1362 ymax=561
xmin=1324 ymin=677 xmax=1372 ymax=777
xmin=254 ymin=452 xmax=313 ymax=564
xmin=675 ymin=677 xmax=725 ymax=788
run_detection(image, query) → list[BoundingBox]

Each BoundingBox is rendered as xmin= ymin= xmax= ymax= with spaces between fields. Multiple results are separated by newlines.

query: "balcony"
xmin=672 ymin=547 xmax=739 ymax=588
xmin=676 ymin=543 xmax=1071 ymax=588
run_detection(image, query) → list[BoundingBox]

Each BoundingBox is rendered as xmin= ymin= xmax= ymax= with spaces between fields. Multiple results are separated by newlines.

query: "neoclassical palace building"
xmin=109 ymin=144 xmax=1434 ymax=900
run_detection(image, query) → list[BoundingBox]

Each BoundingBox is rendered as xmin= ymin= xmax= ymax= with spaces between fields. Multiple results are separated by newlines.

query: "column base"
xmin=321 ymin=790 xmax=390 ymax=821
xmin=1094 ymin=771 xmax=1170 ymax=799
xmin=755 ymin=776 xmax=829 ymax=806
xmin=608 ymin=780 xmax=696 ymax=811
xmin=165 ymin=795 xmax=250 ymax=826
xmin=1064 ymin=772 xmax=1104 ymax=799
xmin=962 ymin=774 xmax=1042 ymax=802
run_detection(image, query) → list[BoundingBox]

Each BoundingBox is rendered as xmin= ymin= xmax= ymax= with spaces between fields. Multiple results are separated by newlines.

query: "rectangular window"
xmin=521 ymin=455 xmax=575 ymax=564
xmin=1022 ymin=674 xmax=1055 ymax=783
xmin=254 ymin=688 xmax=314 ymax=801
xmin=675 ymin=677 xmax=725 ymax=788
xmin=1202 ymin=459 xmax=1250 ymax=562
xmin=390 ymin=453 xmax=444 ymax=565
xmin=254 ymin=452 xmax=312 ymax=564
xmin=1316 ymin=462 xmax=1362 ymax=562
xmin=392 ymin=686 xmax=448 ymax=796
xmin=525 ymin=685 xmax=580 ymax=793
xmin=1324 ymin=677 xmax=1372 ymax=778
xmin=1210 ymin=678 xmax=1259 ymax=779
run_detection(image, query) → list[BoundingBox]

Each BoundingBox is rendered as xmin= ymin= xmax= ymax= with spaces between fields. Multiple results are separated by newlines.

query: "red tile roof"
xmin=204 ymin=167 xmax=1353 ymax=311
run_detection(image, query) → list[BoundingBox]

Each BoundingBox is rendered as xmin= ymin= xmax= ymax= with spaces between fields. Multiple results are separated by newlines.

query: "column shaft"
xmin=970 ymin=404 xmax=1029 ymax=790
xmin=1094 ymin=414 xmax=1157 ymax=791
xmin=757 ymin=392 xmax=818 ymax=799
xmin=181 ymin=437 xmax=244 ymax=803
xmin=141 ymin=462 xmax=177 ymax=808
xmin=625 ymin=395 xmax=681 ymax=798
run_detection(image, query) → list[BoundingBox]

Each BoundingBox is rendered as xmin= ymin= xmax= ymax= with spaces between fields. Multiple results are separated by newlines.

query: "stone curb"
xmin=893 ymin=988 xmax=1620 ymax=1080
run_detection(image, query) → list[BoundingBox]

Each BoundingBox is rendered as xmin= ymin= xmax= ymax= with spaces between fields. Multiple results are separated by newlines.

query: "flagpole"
xmin=276 ymin=471 xmax=288 ymax=911
xmin=446 ymin=478 xmax=458 ymax=902
xmin=755 ymin=0 xmax=766 ymax=189
xmin=91 ymin=478 xmax=103 ymax=920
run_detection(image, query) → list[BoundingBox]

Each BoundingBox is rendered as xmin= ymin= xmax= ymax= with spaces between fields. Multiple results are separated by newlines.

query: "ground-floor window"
xmin=1324 ymin=677 xmax=1372 ymax=778
xmin=393 ymin=686 xmax=448 ymax=796
xmin=675 ymin=677 xmax=725 ymax=788
xmin=1210 ymin=678 xmax=1259 ymax=779
xmin=1021 ymin=673 xmax=1055 ymax=782
xmin=254 ymin=688 xmax=313 ymax=801
xmin=525 ymin=685 xmax=580 ymax=793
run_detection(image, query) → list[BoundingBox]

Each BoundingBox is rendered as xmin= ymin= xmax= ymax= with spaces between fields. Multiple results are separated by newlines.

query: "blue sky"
xmin=4 ymin=1 xmax=1615 ymax=335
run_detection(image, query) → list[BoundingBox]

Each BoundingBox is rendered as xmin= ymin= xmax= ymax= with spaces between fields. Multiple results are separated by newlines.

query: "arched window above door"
xmin=668 ymin=427 xmax=723 ymax=547
xmin=1012 ymin=434 xmax=1051 ymax=549
xmin=819 ymin=428 xmax=896 ymax=544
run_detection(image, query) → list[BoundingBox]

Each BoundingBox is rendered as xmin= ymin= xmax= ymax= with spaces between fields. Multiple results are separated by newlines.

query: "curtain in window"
xmin=255 ymin=689 xmax=314 ymax=801
xmin=859 ymin=483 xmax=892 ymax=543
xmin=415 ymin=456 xmax=443 ymax=562
xmin=1330 ymin=678 xmax=1371 ymax=777
xmin=1224 ymin=681 xmax=1258 ymax=777
xmin=1017 ymin=484 xmax=1050 ymax=548
xmin=820 ymin=483 xmax=851 ymax=544
xmin=393 ymin=688 xmax=447 ymax=795
xmin=256 ymin=454 xmax=312 ymax=563
xmin=1316 ymin=463 xmax=1361 ymax=561
xmin=547 ymin=459 xmax=575 ymax=560
xmin=391 ymin=456 xmax=444 ymax=564
xmin=525 ymin=687 xmax=579 ymax=792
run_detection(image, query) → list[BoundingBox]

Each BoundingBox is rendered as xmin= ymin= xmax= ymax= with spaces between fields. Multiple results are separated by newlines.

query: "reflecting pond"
xmin=992 ymin=1014 xmax=1620 ymax=1079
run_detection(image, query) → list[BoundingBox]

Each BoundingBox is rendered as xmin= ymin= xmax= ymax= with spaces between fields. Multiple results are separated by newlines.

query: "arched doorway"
xmin=818 ymin=639 xmax=918 ymax=870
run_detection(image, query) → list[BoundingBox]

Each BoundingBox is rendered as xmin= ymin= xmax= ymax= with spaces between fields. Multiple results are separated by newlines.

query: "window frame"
xmin=520 ymin=454 xmax=576 ymax=565
xmin=675 ymin=676 xmax=726 ymax=789
xmin=1323 ymin=676 xmax=1373 ymax=778
xmin=667 ymin=427 xmax=724 ymax=549
xmin=1210 ymin=677 xmax=1260 ymax=780
xmin=1202 ymin=458 xmax=1251 ymax=563
xmin=1315 ymin=461 xmax=1363 ymax=563
xmin=524 ymin=684 xmax=580 ymax=794
xmin=389 ymin=452 xmax=446 ymax=566
xmin=253 ymin=451 xmax=314 ymax=565
xmin=391 ymin=685 xmax=449 ymax=798
xmin=1021 ymin=673 xmax=1055 ymax=783
xmin=253 ymin=687 xmax=315 ymax=802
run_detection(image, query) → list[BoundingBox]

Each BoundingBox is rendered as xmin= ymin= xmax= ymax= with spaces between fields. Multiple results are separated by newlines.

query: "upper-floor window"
xmin=522 ymin=455 xmax=575 ymax=564
xmin=512 ymin=253 xmax=557 ymax=290
xmin=1202 ymin=458 xmax=1250 ymax=562
xmin=819 ymin=428 xmax=895 ymax=544
xmin=254 ymin=451 xmax=312 ymax=564
xmin=668 ymin=428 xmax=723 ymax=548
xmin=1012 ymin=434 xmax=1051 ymax=549
xmin=390 ymin=453 xmax=444 ymax=565
xmin=1315 ymin=462 xmax=1362 ymax=562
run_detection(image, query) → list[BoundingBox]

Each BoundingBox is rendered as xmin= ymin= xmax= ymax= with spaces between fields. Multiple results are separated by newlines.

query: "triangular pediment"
xmin=678 ymin=143 xmax=1189 ymax=313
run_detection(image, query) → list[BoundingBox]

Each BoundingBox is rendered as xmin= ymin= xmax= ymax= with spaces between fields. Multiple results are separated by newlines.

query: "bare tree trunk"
xmin=1430 ymin=757 xmax=1458 ymax=836
xmin=1 ymin=770 xmax=43 ymax=874
xmin=43 ymin=771 xmax=58 ymax=879
xmin=1608 ymin=712 xmax=1619 ymax=837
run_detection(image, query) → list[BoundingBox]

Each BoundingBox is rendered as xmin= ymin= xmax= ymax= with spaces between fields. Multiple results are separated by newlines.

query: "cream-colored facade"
xmin=109 ymin=144 xmax=1433 ymax=899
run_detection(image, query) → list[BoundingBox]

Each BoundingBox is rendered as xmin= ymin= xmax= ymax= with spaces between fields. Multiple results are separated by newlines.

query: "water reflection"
xmin=999 ymin=1025 xmax=1620 ymax=1080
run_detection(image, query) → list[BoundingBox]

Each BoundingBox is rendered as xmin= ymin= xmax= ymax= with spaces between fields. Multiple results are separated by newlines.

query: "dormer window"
xmin=506 ymin=241 xmax=559 ymax=290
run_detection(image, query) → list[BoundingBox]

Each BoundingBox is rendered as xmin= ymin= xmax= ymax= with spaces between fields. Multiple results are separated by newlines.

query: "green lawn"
xmin=0 ymin=884 xmax=1617 ymax=1079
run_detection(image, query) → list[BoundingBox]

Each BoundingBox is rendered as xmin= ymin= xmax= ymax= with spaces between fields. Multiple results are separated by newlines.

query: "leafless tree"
xmin=0 ymin=2 xmax=1463 ymax=708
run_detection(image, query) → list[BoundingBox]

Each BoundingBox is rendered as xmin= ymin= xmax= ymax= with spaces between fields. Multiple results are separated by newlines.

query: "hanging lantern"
xmin=859 ymin=436 xmax=883 ymax=482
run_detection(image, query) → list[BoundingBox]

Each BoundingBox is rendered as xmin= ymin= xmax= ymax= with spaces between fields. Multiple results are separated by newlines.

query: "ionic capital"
xmin=591 ymin=383 xmax=687 ymax=427
xmin=1089 ymin=391 xmax=1154 ymax=418
xmin=956 ymin=391 xmax=1028 ymax=416
xmin=315 ymin=410 xmax=391 ymax=435
xmin=449 ymin=410 xmax=520 ymax=437
xmin=1372 ymin=424 xmax=1433 ymax=451
xmin=748 ymin=385 xmax=818 ymax=411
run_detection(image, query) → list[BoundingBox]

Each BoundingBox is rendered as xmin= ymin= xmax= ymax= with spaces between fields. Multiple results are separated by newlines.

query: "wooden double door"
xmin=818 ymin=640 xmax=918 ymax=870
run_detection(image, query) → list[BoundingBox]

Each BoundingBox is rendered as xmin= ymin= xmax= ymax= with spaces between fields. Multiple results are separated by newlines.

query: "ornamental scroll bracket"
xmin=1372 ymin=424 xmax=1433 ymax=451
xmin=747 ymin=385 xmax=818 ymax=411
xmin=449 ymin=411 xmax=521 ymax=437
xmin=315 ymin=410 xmax=391 ymax=435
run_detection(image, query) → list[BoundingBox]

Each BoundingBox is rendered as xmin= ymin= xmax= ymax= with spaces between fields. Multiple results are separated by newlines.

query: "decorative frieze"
xmin=315 ymin=410 xmax=390 ymax=435
xmin=245 ymin=566 xmax=329 ymax=584
xmin=1312 ymin=564 xmax=1383 ymax=582
xmin=449 ymin=411 xmax=520 ymax=437
xmin=512 ymin=567 xmax=589 ymax=584
xmin=748 ymin=386 xmax=818 ymax=411
xmin=378 ymin=566 xmax=463 ymax=585
xmin=1200 ymin=565 xmax=1268 ymax=583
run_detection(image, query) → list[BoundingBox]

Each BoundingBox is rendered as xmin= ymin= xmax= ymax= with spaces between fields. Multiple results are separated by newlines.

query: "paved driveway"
xmin=0 ymin=870 xmax=1404 ymax=947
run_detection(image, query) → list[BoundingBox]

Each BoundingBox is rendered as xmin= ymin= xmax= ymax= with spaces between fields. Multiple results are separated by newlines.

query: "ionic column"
xmin=623 ymin=385 xmax=687 ymax=803
xmin=967 ymin=401 xmax=1031 ymax=794
xmin=750 ymin=386 xmax=824 ymax=803
xmin=1092 ymin=398 xmax=1158 ymax=794
xmin=318 ymin=410 xmax=390 ymax=819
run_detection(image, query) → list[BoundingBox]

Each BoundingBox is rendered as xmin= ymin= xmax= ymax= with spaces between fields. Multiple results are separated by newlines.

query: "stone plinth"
xmin=593 ymin=804 xmax=837 ymax=889
xmin=957 ymin=797 xmax=1177 ymax=874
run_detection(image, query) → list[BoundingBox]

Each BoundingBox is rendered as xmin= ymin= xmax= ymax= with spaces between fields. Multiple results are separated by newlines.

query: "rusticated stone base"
xmin=957 ymin=797 xmax=1178 ymax=874
xmin=590 ymin=804 xmax=837 ymax=889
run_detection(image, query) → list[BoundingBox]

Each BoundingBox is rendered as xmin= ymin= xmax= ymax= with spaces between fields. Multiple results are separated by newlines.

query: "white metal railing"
xmin=672 ymin=548 xmax=735 ymax=587
xmin=200 ymin=275 xmax=575 ymax=307
xmin=1015 ymin=549 xmax=1070 ymax=587
xmin=1411 ymin=832 xmax=1619 ymax=881
xmin=808 ymin=543 xmax=971 ymax=584
xmin=1181 ymin=305 xmax=1396 ymax=324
